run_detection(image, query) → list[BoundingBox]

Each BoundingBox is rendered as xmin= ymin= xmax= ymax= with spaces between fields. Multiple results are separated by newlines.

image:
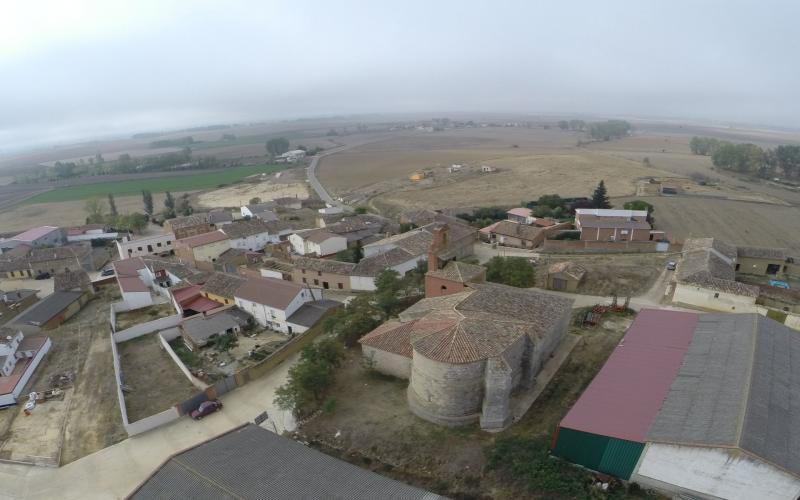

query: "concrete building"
xmin=129 ymin=424 xmax=444 ymax=500
xmin=10 ymin=291 xmax=87 ymax=332
xmin=164 ymin=214 xmax=215 ymax=240
xmin=546 ymin=262 xmax=587 ymax=292
xmin=292 ymin=256 xmax=355 ymax=290
xmin=0 ymin=328 xmax=52 ymax=407
xmin=233 ymin=276 xmax=322 ymax=334
xmin=553 ymin=309 xmax=800 ymax=500
xmin=174 ymin=230 xmax=231 ymax=271
xmin=65 ymin=224 xmax=118 ymax=242
xmin=116 ymin=233 xmax=175 ymax=260
xmin=179 ymin=308 xmax=252 ymax=351
xmin=360 ymin=282 xmax=573 ymax=430
xmin=574 ymin=208 xmax=651 ymax=242
xmin=221 ymin=219 xmax=293 ymax=251
xmin=736 ymin=246 xmax=788 ymax=276
xmin=1 ymin=226 xmax=64 ymax=251
xmin=673 ymin=238 xmax=759 ymax=312
xmin=288 ymin=229 xmax=347 ymax=258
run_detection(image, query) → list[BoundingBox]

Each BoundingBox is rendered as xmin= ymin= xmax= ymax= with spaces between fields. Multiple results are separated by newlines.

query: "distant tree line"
xmin=588 ymin=120 xmax=632 ymax=141
xmin=690 ymin=136 xmax=800 ymax=179
xmin=150 ymin=136 xmax=195 ymax=148
xmin=557 ymin=119 xmax=586 ymax=131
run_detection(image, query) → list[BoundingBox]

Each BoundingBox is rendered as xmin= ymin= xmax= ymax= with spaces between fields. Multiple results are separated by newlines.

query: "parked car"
xmin=34 ymin=272 xmax=51 ymax=280
xmin=666 ymin=261 xmax=677 ymax=271
xmin=100 ymin=268 xmax=115 ymax=277
xmin=190 ymin=399 xmax=223 ymax=420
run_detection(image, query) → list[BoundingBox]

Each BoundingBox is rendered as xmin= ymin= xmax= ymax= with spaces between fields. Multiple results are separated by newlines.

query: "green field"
xmin=24 ymin=164 xmax=286 ymax=204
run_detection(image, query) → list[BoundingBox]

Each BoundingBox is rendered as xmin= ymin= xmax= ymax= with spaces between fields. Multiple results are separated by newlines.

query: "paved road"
xmin=0 ymin=353 xmax=299 ymax=499
xmin=306 ymin=146 xmax=349 ymax=205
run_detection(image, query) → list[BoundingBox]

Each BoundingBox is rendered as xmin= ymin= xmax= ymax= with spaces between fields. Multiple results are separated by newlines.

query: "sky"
xmin=2 ymin=0 xmax=800 ymax=151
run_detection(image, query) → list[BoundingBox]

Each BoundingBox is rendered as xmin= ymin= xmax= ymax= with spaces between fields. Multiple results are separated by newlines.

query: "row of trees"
xmin=588 ymin=120 xmax=632 ymax=141
xmin=557 ymin=120 xmax=586 ymax=131
xmin=84 ymin=195 xmax=148 ymax=233
xmin=690 ymin=136 xmax=800 ymax=179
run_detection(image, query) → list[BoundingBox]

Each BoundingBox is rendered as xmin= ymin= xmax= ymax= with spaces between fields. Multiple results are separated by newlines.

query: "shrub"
xmin=485 ymin=256 xmax=535 ymax=287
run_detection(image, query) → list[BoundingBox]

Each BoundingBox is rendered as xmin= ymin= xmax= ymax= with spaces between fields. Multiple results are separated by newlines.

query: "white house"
xmin=318 ymin=204 xmax=344 ymax=215
xmin=233 ymin=277 xmax=322 ymax=334
xmin=113 ymin=258 xmax=155 ymax=309
xmin=350 ymin=247 xmax=425 ymax=291
xmin=66 ymin=224 xmax=119 ymax=242
xmin=116 ymin=233 xmax=175 ymax=260
xmin=448 ymin=164 xmax=462 ymax=173
xmin=0 ymin=328 xmax=52 ymax=407
xmin=221 ymin=220 xmax=292 ymax=252
xmin=481 ymin=165 xmax=497 ymax=173
xmin=288 ymin=229 xmax=347 ymax=257
xmin=277 ymin=150 xmax=306 ymax=163
xmin=240 ymin=203 xmax=278 ymax=221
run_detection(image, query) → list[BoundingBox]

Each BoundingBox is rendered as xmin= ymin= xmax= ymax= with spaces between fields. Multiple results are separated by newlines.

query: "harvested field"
xmin=115 ymin=303 xmax=176 ymax=331
xmin=118 ymin=334 xmax=198 ymax=423
xmin=616 ymin=195 xmax=800 ymax=251
xmin=300 ymin=313 xmax=639 ymax=499
xmin=537 ymin=253 xmax=671 ymax=297
xmin=198 ymin=180 xmax=309 ymax=209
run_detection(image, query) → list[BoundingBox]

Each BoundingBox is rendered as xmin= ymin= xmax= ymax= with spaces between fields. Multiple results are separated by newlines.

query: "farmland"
xmin=22 ymin=164 xmax=287 ymax=204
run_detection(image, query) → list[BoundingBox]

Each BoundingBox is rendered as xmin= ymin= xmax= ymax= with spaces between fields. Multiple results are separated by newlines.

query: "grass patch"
xmin=766 ymin=309 xmax=788 ymax=324
xmin=24 ymin=164 xmax=286 ymax=204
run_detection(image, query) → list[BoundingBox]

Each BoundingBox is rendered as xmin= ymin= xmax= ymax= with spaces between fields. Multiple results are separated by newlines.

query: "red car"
xmin=190 ymin=399 xmax=223 ymax=420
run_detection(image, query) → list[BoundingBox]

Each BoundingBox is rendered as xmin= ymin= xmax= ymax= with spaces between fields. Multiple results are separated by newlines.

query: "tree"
xmin=623 ymin=200 xmax=655 ymax=223
xmin=266 ymin=137 xmax=290 ymax=157
xmin=374 ymin=269 xmax=402 ymax=317
xmin=274 ymin=337 xmax=345 ymax=416
xmin=485 ymin=257 xmax=535 ymax=288
xmin=591 ymin=180 xmax=611 ymax=209
xmin=107 ymin=193 xmax=118 ymax=217
xmin=249 ymin=197 xmax=261 ymax=205
xmin=142 ymin=190 xmax=154 ymax=216
xmin=557 ymin=120 xmax=569 ymax=130
xmin=163 ymin=191 xmax=176 ymax=219
xmin=353 ymin=206 xmax=368 ymax=214
xmin=588 ymin=120 xmax=632 ymax=141
xmin=178 ymin=193 xmax=193 ymax=216
xmin=84 ymin=197 xmax=106 ymax=224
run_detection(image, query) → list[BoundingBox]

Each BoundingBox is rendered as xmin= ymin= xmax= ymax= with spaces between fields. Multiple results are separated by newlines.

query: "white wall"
xmin=673 ymin=283 xmax=757 ymax=312
xmin=363 ymin=242 xmax=397 ymax=257
xmin=113 ymin=314 xmax=182 ymax=342
xmin=116 ymin=233 xmax=175 ymax=260
xmin=121 ymin=290 xmax=154 ymax=310
xmin=350 ymin=275 xmax=377 ymax=291
xmin=7 ymin=337 xmax=51 ymax=403
xmin=633 ymin=443 xmax=800 ymax=500
xmin=260 ymin=268 xmax=284 ymax=280
xmin=229 ymin=232 xmax=279 ymax=251
xmin=67 ymin=232 xmax=118 ymax=242
xmin=288 ymin=233 xmax=309 ymax=255
xmin=234 ymin=288 xmax=319 ymax=333
xmin=310 ymin=236 xmax=347 ymax=257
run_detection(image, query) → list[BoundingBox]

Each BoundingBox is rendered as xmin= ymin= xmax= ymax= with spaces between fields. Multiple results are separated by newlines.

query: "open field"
xmin=0 ymin=288 xmax=127 ymax=466
xmin=22 ymin=164 xmax=287 ymax=204
xmin=197 ymin=174 xmax=309 ymax=208
xmin=537 ymin=253 xmax=671 ymax=297
xmin=0 ymin=192 xmax=192 ymax=232
xmin=115 ymin=303 xmax=175 ymax=331
xmin=118 ymin=334 xmax=198 ymax=423
xmin=301 ymin=313 xmax=641 ymax=499
xmin=616 ymin=195 xmax=800 ymax=251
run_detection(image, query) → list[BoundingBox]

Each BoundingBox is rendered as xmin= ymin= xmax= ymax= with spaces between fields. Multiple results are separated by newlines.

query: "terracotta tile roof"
xmin=118 ymin=276 xmax=149 ymax=293
xmin=360 ymin=321 xmax=415 ymax=357
xmin=27 ymin=243 xmax=91 ymax=263
xmin=53 ymin=270 xmax=91 ymax=292
xmin=427 ymin=261 xmax=485 ymax=283
xmin=201 ymin=272 xmax=246 ymax=298
xmin=177 ymin=230 xmax=229 ymax=248
xmin=737 ymin=246 xmax=787 ymax=260
xmin=683 ymin=237 xmax=738 ymax=261
xmin=166 ymin=214 xmax=210 ymax=229
xmin=507 ymin=207 xmax=533 ymax=218
xmin=221 ymin=220 xmax=276 ymax=239
xmin=295 ymin=228 xmax=340 ymax=244
xmin=352 ymin=247 xmax=417 ymax=277
xmin=548 ymin=261 xmax=587 ymax=281
xmin=678 ymin=247 xmax=759 ymax=298
xmin=234 ymin=277 xmax=305 ymax=310
xmin=363 ymin=282 xmax=573 ymax=364
xmin=293 ymin=256 xmax=355 ymax=275
xmin=488 ymin=220 xmax=544 ymax=241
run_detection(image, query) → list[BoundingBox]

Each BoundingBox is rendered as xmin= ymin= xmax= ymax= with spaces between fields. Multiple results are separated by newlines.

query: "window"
xmin=313 ymin=279 xmax=319 ymax=285
xmin=714 ymin=292 xmax=720 ymax=298
xmin=137 ymin=247 xmax=142 ymax=251
xmin=337 ymin=283 xmax=343 ymax=289
xmin=323 ymin=281 xmax=329 ymax=289
xmin=157 ymin=242 xmax=162 ymax=247
xmin=317 ymin=271 xmax=322 ymax=276
xmin=302 ymin=278 xmax=307 ymax=283
xmin=301 ymin=269 xmax=306 ymax=274
xmin=166 ymin=241 xmax=171 ymax=245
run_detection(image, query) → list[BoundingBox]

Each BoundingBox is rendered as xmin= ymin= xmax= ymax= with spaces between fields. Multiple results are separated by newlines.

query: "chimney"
xmin=427 ymin=224 xmax=449 ymax=273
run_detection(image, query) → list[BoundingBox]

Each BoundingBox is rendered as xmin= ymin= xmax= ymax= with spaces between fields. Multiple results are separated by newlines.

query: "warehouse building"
xmin=552 ymin=309 xmax=800 ymax=500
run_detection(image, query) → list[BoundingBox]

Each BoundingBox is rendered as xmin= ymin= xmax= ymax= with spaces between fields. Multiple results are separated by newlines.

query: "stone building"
xmin=546 ymin=261 xmax=587 ymax=292
xmin=164 ymin=214 xmax=215 ymax=240
xmin=359 ymin=282 xmax=573 ymax=430
xmin=424 ymin=225 xmax=485 ymax=298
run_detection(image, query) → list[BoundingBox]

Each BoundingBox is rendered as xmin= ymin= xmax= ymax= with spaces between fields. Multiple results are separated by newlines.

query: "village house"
xmin=553 ymin=309 xmax=800 ymax=500
xmin=506 ymin=207 xmax=534 ymax=224
xmin=397 ymin=210 xmax=478 ymax=259
xmin=53 ymin=269 xmax=93 ymax=294
xmin=359 ymin=282 xmax=573 ymax=430
xmin=240 ymin=203 xmax=279 ymax=221
xmin=0 ymin=289 xmax=39 ymax=318
xmin=673 ymin=238 xmax=760 ymax=312
xmin=199 ymin=272 xmax=247 ymax=306
xmin=480 ymin=220 xmax=568 ymax=249
xmin=179 ymin=308 xmax=252 ymax=351
xmin=424 ymin=226 xmax=485 ymax=298
xmin=292 ymin=256 xmax=355 ymax=290
xmin=0 ymin=328 xmax=52 ymax=407
xmin=0 ymin=226 xmax=64 ymax=252
xmin=164 ymin=214 xmax=215 ymax=240
xmin=233 ymin=276 xmax=322 ymax=334
xmin=546 ymin=262 xmax=587 ymax=292
xmin=1 ymin=243 xmax=96 ymax=279
xmin=172 ymin=285 xmax=224 ymax=317
xmin=113 ymin=258 xmax=155 ymax=309
xmin=277 ymin=149 xmax=306 ymax=163
xmin=221 ymin=219 xmax=293 ymax=251
xmin=116 ymin=233 xmax=175 ymax=260
xmin=735 ymin=246 xmax=789 ymax=276
xmin=574 ymin=208 xmax=652 ymax=242
xmin=321 ymin=214 xmax=393 ymax=248
xmin=174 ymin=230 xmax=231 ymax=271
xmin=288 ymin=229 xmax=347 ymax=258
xmin=206 ymin=209 xmax=233 ymax=226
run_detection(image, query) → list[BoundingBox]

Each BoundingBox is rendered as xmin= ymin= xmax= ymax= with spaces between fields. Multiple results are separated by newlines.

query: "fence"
xmin=113 ymin=314 xmax=182 ymax=342
xmin=542 ymin=239 xmax=681 ymax=253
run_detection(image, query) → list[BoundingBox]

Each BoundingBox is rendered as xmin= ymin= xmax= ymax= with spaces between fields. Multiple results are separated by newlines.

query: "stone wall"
xmin=363 ymin=346 xmax=411 ymax=379
xmin=480 ymin=357 xmax=513 ymax=429
xmin=407 ymin=351 xmax=485 ymax=426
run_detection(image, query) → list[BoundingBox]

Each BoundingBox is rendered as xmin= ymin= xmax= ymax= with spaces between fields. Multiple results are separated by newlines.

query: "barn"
xmin=552 ymin=309 xmax=800 ymax=500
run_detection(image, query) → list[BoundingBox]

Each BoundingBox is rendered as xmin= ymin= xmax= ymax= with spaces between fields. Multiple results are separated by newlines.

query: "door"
xmin=553 ymin=278 xmax=567 ymax=290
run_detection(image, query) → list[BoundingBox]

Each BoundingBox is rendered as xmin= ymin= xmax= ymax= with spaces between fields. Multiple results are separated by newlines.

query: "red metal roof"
xmin=558 ymin=309 xmax=698 ymax=443
xmin=184 ymin=295 xmax=223 ymax=313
